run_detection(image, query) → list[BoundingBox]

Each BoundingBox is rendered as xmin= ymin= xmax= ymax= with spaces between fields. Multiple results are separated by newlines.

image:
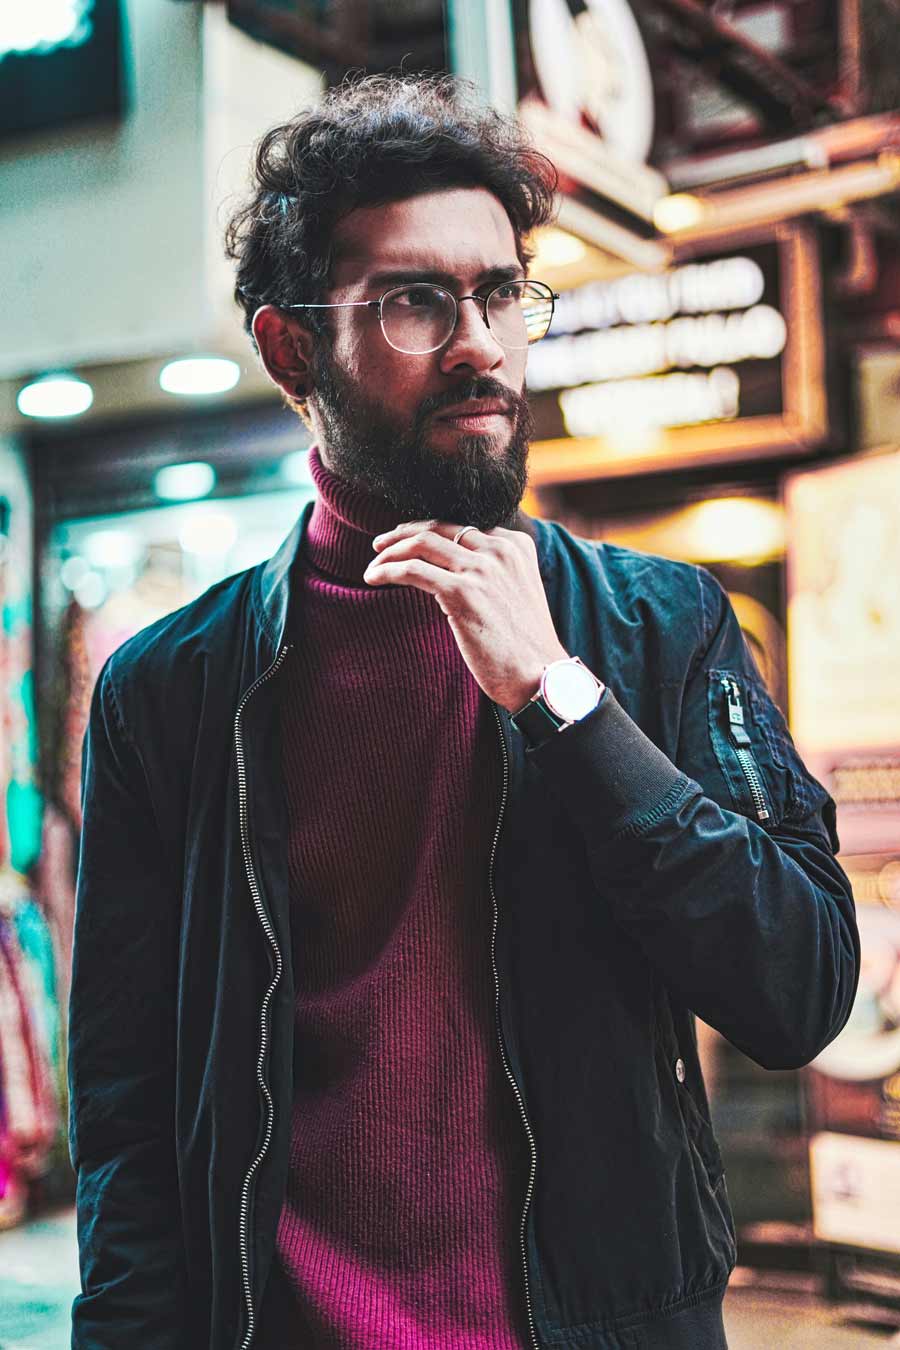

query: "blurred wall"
xmin=1 ymin=1 xmax=205 ymax=377
xmin=0 ymin=2 xmax=321 ymax=385
xmin=202 ymin=7 xmax=323 ymax=343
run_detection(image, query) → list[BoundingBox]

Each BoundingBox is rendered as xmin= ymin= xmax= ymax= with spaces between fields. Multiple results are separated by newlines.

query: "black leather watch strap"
xmin=509 ymin=696 xmax=566 ymax=748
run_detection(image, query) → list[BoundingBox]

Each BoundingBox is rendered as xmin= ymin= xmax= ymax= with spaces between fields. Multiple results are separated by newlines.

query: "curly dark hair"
xmin=224 ymin=72 xmax=558 ymax=346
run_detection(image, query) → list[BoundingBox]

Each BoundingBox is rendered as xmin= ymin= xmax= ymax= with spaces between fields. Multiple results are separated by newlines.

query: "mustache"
xmin=417 ymin=377 xmax=522 ymax=423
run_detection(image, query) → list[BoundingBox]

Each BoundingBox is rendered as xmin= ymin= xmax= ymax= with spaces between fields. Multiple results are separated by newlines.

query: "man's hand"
xmin=363 ymin=521 xmax=569 ymax=713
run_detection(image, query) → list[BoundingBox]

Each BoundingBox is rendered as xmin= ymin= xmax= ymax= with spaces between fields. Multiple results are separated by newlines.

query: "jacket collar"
xmin=253 ymin=495 xmax=552 ymax=654
xmin=253 ymin=499 xmax=315 ymax=651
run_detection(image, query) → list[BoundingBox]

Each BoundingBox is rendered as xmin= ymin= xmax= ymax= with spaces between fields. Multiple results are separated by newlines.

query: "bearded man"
xmin=68 ymin=73 xmax=858 ymax=1350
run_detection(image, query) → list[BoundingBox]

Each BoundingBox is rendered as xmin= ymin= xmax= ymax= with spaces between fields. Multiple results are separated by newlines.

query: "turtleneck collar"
xmin=300 ymin=444 xmax=409 ymax=585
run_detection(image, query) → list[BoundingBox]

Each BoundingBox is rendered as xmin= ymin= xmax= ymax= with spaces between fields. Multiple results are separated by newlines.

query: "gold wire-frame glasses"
xmin=281 ymin=279 xmax=559 ymax=354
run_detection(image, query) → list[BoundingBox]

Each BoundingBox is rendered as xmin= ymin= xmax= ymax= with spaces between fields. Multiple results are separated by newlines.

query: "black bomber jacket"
xmin=68 ymin=502 xmax=859 ymax=1350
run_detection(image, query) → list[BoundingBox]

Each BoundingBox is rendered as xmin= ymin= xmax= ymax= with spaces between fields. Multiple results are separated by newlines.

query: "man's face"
xmin=305 ymin=187 xmax=534 ymax=532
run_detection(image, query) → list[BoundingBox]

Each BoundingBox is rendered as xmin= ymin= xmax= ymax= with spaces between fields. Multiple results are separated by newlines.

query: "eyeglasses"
xmin=282 ymin=279 xmax=559 ymax=354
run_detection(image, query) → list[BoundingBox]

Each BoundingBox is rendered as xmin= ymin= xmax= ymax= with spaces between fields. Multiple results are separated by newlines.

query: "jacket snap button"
xmin=675 ymin=1058 xmax=686 ymax=1083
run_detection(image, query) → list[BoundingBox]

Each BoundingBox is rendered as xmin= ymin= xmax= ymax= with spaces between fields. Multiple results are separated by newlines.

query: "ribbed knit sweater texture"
xmin=255 ymin=445 xmax=530 ymax=1349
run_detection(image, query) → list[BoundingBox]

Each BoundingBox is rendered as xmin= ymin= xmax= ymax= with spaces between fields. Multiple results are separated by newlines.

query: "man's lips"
xmin=434 ymin=400 xmax=513 ymax=423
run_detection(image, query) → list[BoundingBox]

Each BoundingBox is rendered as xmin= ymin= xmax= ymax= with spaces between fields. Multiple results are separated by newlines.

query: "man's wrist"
xmin=509 ymin=654 xmax=605 ymax=748
xmin=500 ymin=647 xmax=570 ymax=715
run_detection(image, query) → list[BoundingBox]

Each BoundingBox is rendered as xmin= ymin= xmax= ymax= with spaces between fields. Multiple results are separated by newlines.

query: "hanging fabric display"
xmin=1 ymin=440 xmax=42 ymax=874
xmin=0 ymin=438 xmax=61 ymax=1229
xmin=0 ymin=873 xmax=60 ymax=1228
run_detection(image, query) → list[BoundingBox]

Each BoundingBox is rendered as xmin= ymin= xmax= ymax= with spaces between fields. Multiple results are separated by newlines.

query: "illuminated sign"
xmin=527 ymin=223 xmax=828 ymax=484
xmin=558 ymin=367 xmax=742 ymax=437
xmin=547 ymin=256 xmax=767 ymax=332
xmin=531 ymin=291 xmax=787 ymax=393
xmin=529 ymin=252 xmax=788 ymax=437
xmin=0 ymin=0 xmax=122 ymax=139
xmin=0 ymin=1 xmax=94 ymax=62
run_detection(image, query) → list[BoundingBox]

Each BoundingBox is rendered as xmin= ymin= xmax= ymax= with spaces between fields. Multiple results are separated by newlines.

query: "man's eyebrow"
xmin=364 ymin=264 xmax=526 ymax=290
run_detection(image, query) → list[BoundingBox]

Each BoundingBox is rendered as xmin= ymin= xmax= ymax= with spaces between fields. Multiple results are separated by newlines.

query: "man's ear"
xmin=252 ymin=305 xmax=315 ymax=401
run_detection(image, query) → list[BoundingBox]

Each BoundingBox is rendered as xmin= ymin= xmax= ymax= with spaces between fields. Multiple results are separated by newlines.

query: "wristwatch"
xmin=510 ymin=655 xmax=605 ymax=748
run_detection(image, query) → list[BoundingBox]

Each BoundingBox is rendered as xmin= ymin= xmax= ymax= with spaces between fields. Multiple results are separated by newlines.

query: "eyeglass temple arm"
xmin=282 ymin=300 xmax=379 ymax=310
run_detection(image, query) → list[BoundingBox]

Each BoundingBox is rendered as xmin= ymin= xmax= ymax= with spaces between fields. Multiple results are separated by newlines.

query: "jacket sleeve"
xmin=525 ymin=567 xmax=859 ymax=1071
xmin=68 ymin=658 xmax=187 ymax=1347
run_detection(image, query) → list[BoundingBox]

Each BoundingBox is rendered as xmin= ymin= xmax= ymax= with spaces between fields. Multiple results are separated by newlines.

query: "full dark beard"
xmin=308 ymin=345 xmax=535 ymax=532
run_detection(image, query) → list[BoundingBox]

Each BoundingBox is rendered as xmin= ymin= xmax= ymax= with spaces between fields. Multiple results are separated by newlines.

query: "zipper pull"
xmin=723 ymin=677 xmax=752 ymax=747
xmin=719 ymin=676 xmax=771 ymax=824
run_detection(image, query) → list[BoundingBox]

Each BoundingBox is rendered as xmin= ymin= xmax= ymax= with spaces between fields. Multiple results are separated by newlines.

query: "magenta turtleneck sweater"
xmin=255 ymin=445 xmax=531 ymax=1349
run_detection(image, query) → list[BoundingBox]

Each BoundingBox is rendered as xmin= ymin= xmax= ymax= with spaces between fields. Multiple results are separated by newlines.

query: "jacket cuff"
xmin=523 ymin=689 xmax=692 ymax=839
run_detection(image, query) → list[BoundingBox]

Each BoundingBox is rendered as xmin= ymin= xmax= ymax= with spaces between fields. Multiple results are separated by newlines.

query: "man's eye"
xmin=491 ymin=284 xmax=520 ymax=302
xmin=396 ymin=287 xmax=445 ymax=308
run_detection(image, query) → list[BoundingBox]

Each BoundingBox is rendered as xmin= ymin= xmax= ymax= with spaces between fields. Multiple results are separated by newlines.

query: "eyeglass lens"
xmin=380 ymin=280 xmax=554 ymax=354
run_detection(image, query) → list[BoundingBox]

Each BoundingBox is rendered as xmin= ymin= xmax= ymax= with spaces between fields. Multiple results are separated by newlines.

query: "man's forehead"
xmin=334 ymin=246 xmax=521 ymax=280
xmin=330 ymin=188 xmax=519 ymax=282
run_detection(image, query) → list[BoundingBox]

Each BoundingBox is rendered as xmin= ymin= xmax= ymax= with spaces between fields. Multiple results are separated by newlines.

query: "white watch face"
xmin=543 ymin=661 xmax=601 ymax=721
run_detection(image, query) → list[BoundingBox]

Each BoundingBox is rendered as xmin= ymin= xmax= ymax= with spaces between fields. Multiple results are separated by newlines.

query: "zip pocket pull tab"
xmin=720 ymin=676 xmax=771 ymax=823
xmin=723 ymin=678 xmax=751 ymax=747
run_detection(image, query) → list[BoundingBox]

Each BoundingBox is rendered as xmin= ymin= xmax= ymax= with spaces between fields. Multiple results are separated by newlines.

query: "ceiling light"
xmin=159 ymin=357 xmax=240 ymax=397
xmin=17 ymin=374 xmax=93 ymax=419
xmin=154 ymin=462 xmax=216 ymax=502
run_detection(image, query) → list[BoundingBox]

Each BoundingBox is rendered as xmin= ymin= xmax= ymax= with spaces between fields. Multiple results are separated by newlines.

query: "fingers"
xmin=369 ymin=526 xmax=480 ymax=570
xmin=372 ymin=521 xmax=493 ymax=552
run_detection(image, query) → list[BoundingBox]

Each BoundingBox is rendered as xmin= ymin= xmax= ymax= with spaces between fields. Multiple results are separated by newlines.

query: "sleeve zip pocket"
xmin=706 ymin=668 xmax=831 ymax=830
xmin=720 ymin=676 xmax=771 ymax=824
xmin=706 ymin=672 xmax=776 ymax=826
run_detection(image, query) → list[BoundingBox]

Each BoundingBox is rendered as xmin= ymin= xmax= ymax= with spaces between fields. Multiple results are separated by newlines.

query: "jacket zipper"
xmin=721 ymin=677 xmax=770 ymax=824
xmin=234 ymin=643 xmax=292 ymax=1350
xmin=489 ymin=704 xmax=540 ymax=1350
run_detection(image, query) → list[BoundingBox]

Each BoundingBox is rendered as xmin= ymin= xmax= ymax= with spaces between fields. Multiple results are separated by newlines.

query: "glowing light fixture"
xmin=83 ymin=529 xmax=142 ymax=569
xmin=17 ymin=374 xmax=93 ymax=419
xmin=0 ymin=0 xmax=94 ymax=61
xmin=60 ymin=556 xmax=89 ymax=591
xmin=531 ymin=227 xmax=588 ymax=270
xmin=74 ymin=571 xmax=106 ymax=610
xmin=600 ymin=497 xmax=786 ymax=566
xmin=159 ymin=357 xmax=240 ymax=397
xmin=178 ymin=509 xmax=238 ymax=557
xmin=680 ymin=497 xmax=785 ymax=564
xmin=154 ymin=462 xmax=216 ymax=503
xmin=653 ymin=194 xmax=706 ymax=235
xmin=280 ymin=451 xmax=313 ymax=486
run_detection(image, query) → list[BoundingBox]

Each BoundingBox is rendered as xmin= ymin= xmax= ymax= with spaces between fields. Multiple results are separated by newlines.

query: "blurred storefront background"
xmin=2 ymin=0 xmax=900 ymax=1336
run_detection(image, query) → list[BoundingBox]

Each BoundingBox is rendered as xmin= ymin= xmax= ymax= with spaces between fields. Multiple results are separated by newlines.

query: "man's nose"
xmin=438 ymin=296 xmax=504 ymax=375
